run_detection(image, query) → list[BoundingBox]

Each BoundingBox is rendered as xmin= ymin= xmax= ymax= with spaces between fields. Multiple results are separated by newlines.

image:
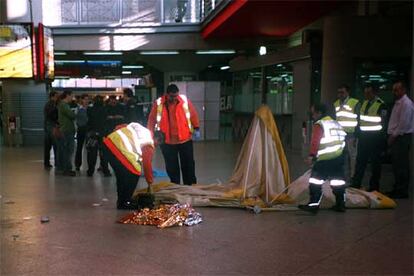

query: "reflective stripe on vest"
xmin=155 ymin=95 xmax=193 ymax=132
xmin=334 ymin=98 xmax=358 ymax=133
xmin=107 ymin=126 xmax=144 ymax=173
xmin=316 ymin=116 xmax=346 ymax=161
xmin=360 ymin=99 xmax=383 ymax=132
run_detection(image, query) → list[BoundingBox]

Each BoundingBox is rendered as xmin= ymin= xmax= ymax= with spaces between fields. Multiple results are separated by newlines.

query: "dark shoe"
xmin=298 ymin=204 xmax=319 ymax=214
xmin=117 ymin=201 xmax=140 ymax=210
xmin=75 ymin=167 xmax=80 ymax=171
xmin=87 ymin=171 xmax=93 ymax=177
xmin=331 ymin=204 xmax=346 ymax=212
xmin=63 ymin=170 xmax=76 ymax=177
xmin=44 ymin=164 xmax=53 ymax=169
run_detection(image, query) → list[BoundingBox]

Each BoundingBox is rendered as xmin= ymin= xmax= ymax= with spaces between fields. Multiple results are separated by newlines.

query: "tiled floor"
xmin=1 ymin=142 xmax=413 ymax=275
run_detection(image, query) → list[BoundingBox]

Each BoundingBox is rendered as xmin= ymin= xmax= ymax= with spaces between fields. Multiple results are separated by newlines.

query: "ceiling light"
xmin=220 ymin=66 xmax=230 ymax=70
xmin=55 ymin=60 xmax=85 ymax=63
xmin=54 ymin=52 xmax=67 ymax=56
xmin=83 ymin=51 xmax=123 ymax=55
xmin=196 ymin=50 xmax=235 ymax=55
xmin=122 ymin=71 xmax=132 ymax=74
xmin=140 ymin=51 xmax=179 ymax=55
xmin=259 ymin=46 xmax=267 ymax=56
xmin=122 ymin=65 xmax=144 ymax=69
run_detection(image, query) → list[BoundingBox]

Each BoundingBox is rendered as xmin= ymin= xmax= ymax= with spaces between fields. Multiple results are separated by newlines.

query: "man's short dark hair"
xmin=123 ymin=88 xmax=133 ymax=98
xmin=61 ymin=90 xmax=72 ymax=99
xmin=394 ymin=80 xmax=408 ymax=90
xmin=364 ymin=83 xmax=378 ymax=93
xmin=80 ymin=93 xmax=89 ymax=99
xmin=109 ymin=95 xmax=117 ymax=100
xmin=338 ymin=84 xmax=350 ymax=92
xmin=49 ymin=91 xmax=57 ymax=98
xmin=167 ymin=84 xmax=179 ymax=94
xmin=313 ymin=103 xmax=328 ymax=116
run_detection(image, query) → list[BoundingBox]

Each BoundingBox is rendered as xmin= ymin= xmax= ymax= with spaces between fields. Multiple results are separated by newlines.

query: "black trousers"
xmin=43 ymin=126 xmax=57 ymax=166
xmin=391 ymin=134 xmax=411 ymax=195
xmin=87 ymin=136 xmax=110 ymax=175
xmin=105 ymin=146 xmax=140 ymax=205
xmin=160 ymin=140 xmax=196 ymax=185
xmin=75 ymin=126 xmax=87 ymax=169
xmin=352 ymin=134 xmax=385 ymax=191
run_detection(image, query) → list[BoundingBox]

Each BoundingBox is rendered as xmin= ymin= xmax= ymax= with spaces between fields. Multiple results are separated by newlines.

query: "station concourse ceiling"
xmin=201 ymin=0 xmax=342 ymax=39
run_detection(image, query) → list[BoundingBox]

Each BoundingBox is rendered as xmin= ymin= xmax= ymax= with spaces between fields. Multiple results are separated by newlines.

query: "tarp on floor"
xmin=135 ymin=105 xmax=396 ymax=209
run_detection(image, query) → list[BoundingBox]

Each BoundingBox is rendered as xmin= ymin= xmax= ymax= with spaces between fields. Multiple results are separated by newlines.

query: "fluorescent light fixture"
xmin=277 ymin=64 xmax=283 ymax=67
xmin=122 ymin=65 xmax=144 ymax=69
xmin=54 ymin=52 xmax=67 ymax=56
xmin=140 ymin=51 xmax=179 ymax=55
xmin=220 ymin=66 xmax=230 ymax=70
xmin=55 ymin=60 xmax=85 ymax=63
xmin=259 ymin=46 xmax=267 ymax=56
xmin=83 ymin=51 xmax=123 ymax=55
xmin=196 ymin=50 xmax=235 ymax=55
xmin=122 ymin=71 xmax=132 ymax=74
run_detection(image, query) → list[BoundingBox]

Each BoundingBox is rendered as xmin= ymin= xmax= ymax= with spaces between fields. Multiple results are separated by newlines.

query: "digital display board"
xmin=0 ymin=24 xmax=34 ymax=78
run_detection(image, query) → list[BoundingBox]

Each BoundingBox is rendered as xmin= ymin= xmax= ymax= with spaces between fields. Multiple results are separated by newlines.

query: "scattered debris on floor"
xmin=12 ymin=234 xmax=19 ymax=241
xmin=92 ymin=203 xmax=101 ymax=207
xmin=101 ymin=198 xmax=109 ymax=202
xmin=5 ymin=200 xmax=15 ymax=204
xmin=118 ymin=204 xmax=202 ymax=228
xmin=40 ymin=216 xmax=50 ymax=223
xmin=23 ymin=216 xmax=33 ymax=220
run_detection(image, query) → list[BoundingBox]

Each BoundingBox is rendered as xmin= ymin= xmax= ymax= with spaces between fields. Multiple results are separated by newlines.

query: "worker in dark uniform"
xmin=299 ymin=103 xmax=347 ymax=213
xmin=122 ymin=88 xmax=144 ymax=124
xmin=351 ymin=84 xmax=387 ymax=192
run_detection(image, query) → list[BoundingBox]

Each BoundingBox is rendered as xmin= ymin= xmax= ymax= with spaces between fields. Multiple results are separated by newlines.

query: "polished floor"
xmin=1 ymin=142 xmax=413 ymax=275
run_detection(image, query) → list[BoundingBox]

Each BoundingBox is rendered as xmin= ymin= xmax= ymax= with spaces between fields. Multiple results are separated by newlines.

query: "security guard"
xmin=333 ymin=85 xmax=359 ymax=180
xmin=103 ymin=122 xmax=154 ymax=209
xmin=147 ymin=84 xmax=200 ymax=186
xmin=351 ymin=84 xmax=387 ymax=192
xmin=299 ymin=103 xmax=347 ymax=213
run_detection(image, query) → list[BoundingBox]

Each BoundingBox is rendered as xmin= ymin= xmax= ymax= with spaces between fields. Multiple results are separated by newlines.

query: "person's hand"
xmin=388 ymin=135 xmax=396 ymax=146
xmin=305 ymin=156 xmax=314 ymax=167
xmin=147 ymin=184 xmax=153 ymax=194
xmin=192 ymin=129 xmax=201 ymax=141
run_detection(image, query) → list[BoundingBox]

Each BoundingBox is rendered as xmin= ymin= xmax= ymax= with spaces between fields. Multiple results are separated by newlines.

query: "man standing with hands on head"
xmin=147 ymin=84 xmax=200 ymax=186
xmin=387 ymin=81 xmax=414 ymax=199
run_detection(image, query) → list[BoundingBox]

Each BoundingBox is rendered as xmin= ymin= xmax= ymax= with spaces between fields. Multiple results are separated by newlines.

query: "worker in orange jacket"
xmin=103 ymin=123 xmax=154 ymax=210
xmin=147 ymin=84 xmax=200 ymax=185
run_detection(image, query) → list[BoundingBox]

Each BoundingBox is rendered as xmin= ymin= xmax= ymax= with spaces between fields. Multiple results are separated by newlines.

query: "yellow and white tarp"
xmin=135 ymin=105 xmax=396 ymax=210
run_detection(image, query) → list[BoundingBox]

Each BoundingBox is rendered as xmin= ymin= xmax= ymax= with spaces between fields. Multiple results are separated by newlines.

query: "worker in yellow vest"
xmin=299 ymin=103 xmax=347 ymax=213
xmin=333 ymin=84 xmax=360 ymax=181
xmin=103 ymin=122 xmax=154 ymax=210
xmin=351 ymin=84 xmax=387 ymax=192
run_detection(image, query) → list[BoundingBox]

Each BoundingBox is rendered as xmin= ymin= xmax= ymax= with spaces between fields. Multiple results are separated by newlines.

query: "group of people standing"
xmin=300 ymin=80 xmax=414 ymax=214
xmin=44 ymin=84 xmax=201 ymax=210
xmin=43 ymin=88 xmax=145 ymax=177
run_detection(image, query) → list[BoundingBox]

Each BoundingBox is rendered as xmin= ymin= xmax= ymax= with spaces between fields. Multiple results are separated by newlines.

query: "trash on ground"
xmin=92 ymin=203 xmax=101 ymax=207
xmin=40 ymin=216 xmax=50 ymax=223
xmin=101 ymin=198 xmax=109 ymax=202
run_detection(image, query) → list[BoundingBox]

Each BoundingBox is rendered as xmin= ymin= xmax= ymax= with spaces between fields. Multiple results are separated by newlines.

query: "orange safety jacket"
xmin=103 ymin=123 xmax=154 ymax=183
xmin=148 ymin=94 xmax=199 ymax=144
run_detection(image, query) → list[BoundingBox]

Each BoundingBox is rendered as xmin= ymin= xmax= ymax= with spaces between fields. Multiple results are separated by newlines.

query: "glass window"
xmin=265 ymin=63 xmax=293 ymax=114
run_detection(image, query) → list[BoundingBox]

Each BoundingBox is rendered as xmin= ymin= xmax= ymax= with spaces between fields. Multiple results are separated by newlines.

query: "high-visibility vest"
xmin=104 ymin=123 xmax=153 ymax=175
xmin=154 ymin=95 xmax=193 ymax=143
xmin=359 ymin=98 xmax=384 ymax=132
xmin=334 ymin=97 xmax=359 ymax=133
xmin=315 ymin=116 xmax=346 ymax=161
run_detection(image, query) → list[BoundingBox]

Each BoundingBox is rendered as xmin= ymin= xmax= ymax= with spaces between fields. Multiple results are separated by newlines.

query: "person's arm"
xmin=188 ymin=100 xmax=199 ymax=129
xmin=141 ymin=145 xmax=154 ymax=184
xmin=62 ymin=103 xmax=76 ymax=120
xmin=146 ymin=102 xmax=158 ymax=135
xmin=309 ymin=124 xmax=323 ymax=158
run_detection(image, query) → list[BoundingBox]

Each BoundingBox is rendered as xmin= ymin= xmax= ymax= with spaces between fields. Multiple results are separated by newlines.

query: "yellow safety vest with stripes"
xmin=155 ymin=95 xmax=193 ymax=132
xmin=359 ymin=97 xmax=384 ymax=132
xmin=315 ymin=116 xmax=346 ymax=161
xmin=106 ymin=123 xmax=154 ymax=173
xmin=334 ymin=97 xmax=359 ymax=133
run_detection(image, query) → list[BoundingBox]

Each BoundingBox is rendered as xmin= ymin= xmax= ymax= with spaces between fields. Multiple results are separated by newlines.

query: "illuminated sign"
xmin=0 ymin=24 xmax=34 ymax=78
xmin=37 ymin=23 xmax=55 ymax=80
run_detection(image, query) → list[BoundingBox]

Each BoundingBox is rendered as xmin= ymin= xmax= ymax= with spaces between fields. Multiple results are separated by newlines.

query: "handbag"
xmin=52 ymin=126 xmax=63 ymax=139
